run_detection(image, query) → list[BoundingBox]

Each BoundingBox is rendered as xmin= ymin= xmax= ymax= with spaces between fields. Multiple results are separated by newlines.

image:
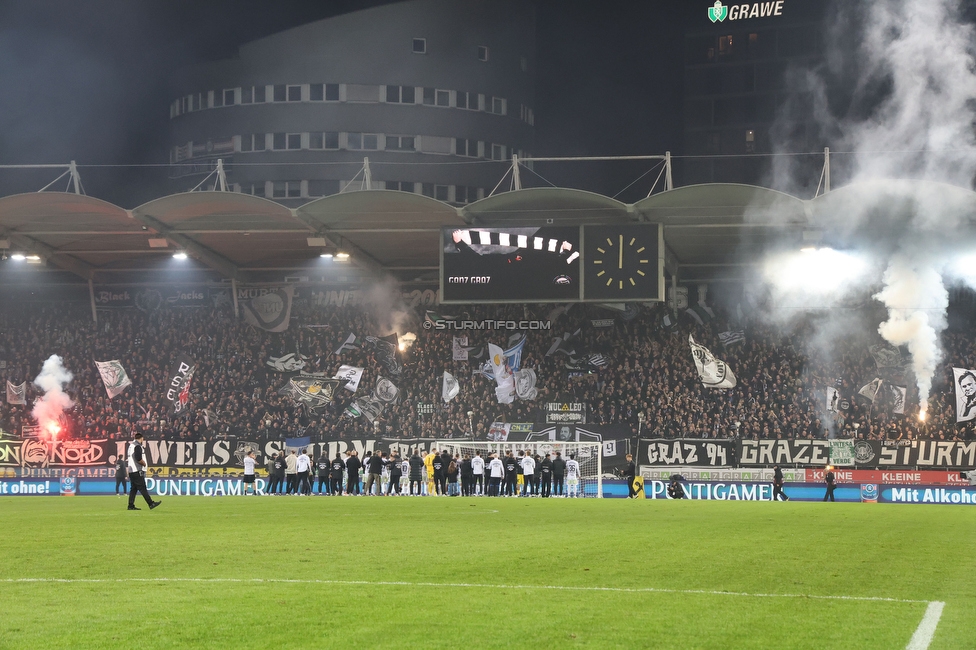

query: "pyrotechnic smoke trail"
xmin=32 ymin=355 xmax=74 ymax=435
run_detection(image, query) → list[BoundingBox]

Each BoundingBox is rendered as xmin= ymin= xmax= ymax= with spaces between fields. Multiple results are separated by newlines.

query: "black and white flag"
xmin=953 ymin=367 xmax=976 ymax=423
xmin=514 ymin=368 xmax=539 ymax=401
xmin=453 ymin=337 xmax=468 ymax=361
xmin=546 ymin=328 xmax=580 ymax=357
xmin=334 ymin=333 xmax=361 ymax=355
xmin=332 ymin=365 xmax=364 ymax=392
xmin=278 ymin=375 xmax=345 ymax=411
xmin=365 ymin=334 xmax=402 ymax=377
xmin=241 ymin=287 xmax=294 ymax=332
xmin=165 ymin=353 xmax=197 ymax=417
xmin=688 ymin=335 xmax=736 ymax=389
xmin=826 ymin=386 xmax=840 ymax=413
xmin=5 ymin=380 xmax=26 ymax=405
xmin=858 ymin=378 xmax=883 ymax=402
xmin=718 ymin=330 xmax=745 ymax=347
xmin=266 ymin=353 xmax=308 ymax=372
xmin=375 ymin=377 xmax=399 ymax=403
xmin=442 ymin=371 xmax=459 ymax=402
xmin=891 ymin=385 xmax=907 ymax=415
xmin=95 ymin=359 xmax=132 ymax=398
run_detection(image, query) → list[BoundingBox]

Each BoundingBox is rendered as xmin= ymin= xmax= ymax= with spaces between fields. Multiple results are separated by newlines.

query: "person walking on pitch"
xmin=126 ymin=433 xmax=160 ymax=511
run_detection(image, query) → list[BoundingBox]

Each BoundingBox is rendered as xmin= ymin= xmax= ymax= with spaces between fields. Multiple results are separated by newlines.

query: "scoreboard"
xmin=440 ymin=224 xmax=663 ymax=303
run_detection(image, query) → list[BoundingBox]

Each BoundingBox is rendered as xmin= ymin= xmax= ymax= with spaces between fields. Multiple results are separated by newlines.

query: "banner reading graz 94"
xmin=640 ymin=439 xmax=734 ymax=467
xmin=737 ymin=439 xmax=976 ymax=469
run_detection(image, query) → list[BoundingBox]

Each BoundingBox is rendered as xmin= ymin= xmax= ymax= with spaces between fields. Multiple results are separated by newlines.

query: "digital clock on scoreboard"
xmin=440 ymin=226 xmax=581 ymax=303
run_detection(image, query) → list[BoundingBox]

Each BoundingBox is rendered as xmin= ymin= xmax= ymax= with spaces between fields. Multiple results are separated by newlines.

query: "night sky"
xmin=0 ymin=0 xmax=688 ymax=205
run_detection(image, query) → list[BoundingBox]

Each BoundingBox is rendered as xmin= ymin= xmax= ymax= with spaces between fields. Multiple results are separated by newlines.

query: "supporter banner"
xmin=737 ymin=439 xmax=976 ymax=469
xmin=952 ymin=367 xmax=976 ymax=423
xmin=311 ymin=288 xmax=439 ymax=308
xmin=165 ymin=353 xmax=197 ymax=416
xmin=640 ymin=439 xmax=734 ymax=467
xmin=94 ymin=286 xmax=210 ymax=309
xmin=544 ymin=402 xmax=586 ymax=423
xmin=0 ymin=438 xmax=112 ymax=469
xmin=6 ymin=380 xmax=26 ymax=405
xmin=241 ymin=287 xmax=294 ymax=332
xmin=95 ymin=359 xmax=132 ymax=398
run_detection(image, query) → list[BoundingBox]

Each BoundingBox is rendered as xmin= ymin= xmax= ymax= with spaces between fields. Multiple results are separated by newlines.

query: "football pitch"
xmin=0 ymin=496 xmax=973 ymax=649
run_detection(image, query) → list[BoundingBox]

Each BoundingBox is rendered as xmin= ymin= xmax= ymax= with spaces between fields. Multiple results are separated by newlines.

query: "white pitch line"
xmin=0 ymin=577 xmax=931 ymax=604
xmin=906 ymin=601 xmax=945 ymax=650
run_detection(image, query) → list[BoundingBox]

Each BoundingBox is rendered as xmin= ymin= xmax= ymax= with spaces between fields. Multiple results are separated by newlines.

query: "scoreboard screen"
xmin=441 ymin=226 xmax=581 ymax=303
xmin=440 ymin=224 xmax=662 ymax=303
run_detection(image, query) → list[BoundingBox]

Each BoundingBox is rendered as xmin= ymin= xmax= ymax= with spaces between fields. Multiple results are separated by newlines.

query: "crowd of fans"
xmin=0 ymin=291 xmax=974 ymax=443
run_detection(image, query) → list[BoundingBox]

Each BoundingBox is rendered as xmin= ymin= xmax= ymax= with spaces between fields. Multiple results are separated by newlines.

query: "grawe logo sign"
xmin=708 ymin=1 xmax=784 ymax=23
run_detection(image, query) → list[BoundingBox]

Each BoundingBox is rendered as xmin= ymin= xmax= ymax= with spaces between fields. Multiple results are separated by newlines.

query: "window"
xmin=287 ymin=85 xmax=302 ymax=102
xmin=434 ymin=185 xmax=449 ymax=201
xmin=272 ymin=181 xmax=302 ymax=199
xmin=718 ymin=35 xmax=734 ymax=59
xmin=308 ymin=180 xmax=340 ymax=197
xmin=422 ymin=88 xmax=450 ymax=106
xmin=223 ymin=89 xmax=236 ymax=106
xmin=745 ymin=129 xmax=756 ymax=153
xmin=309 ymin=83 xmax=339 ymax=101
xmin=386 ymin=135 xmax=415 ymax=151
xmin=455 ymin=186 xmax=479 ymax=203
xmin=413 ymin=38 xmax=426 ymax=54
xmin=242 ymin=183 xmax=264 ymax=197
xmin=347 ymin=133 xmax=377 ymax=150
xmin=287 ymin=133 xmax=302 ymax=150
xmin=386 ymin=181 xmax=415 ymax=192
xmin=455 ymin=138 xmax=479 ymax=157
xmin=456 ymin=91 xmax=478 ymax=110
xmin=422 ymin=183 xmax=434 ymax=198
xmin=489 ymin=96 xmax=507 ymax=115
xmin=253 ymin=134 xmax=266 ymax=151
xmin=490 ymin=143 xmax=506 ymax=160
xmin=241 ymin=87 xmax=253 ymax=104
xmin=477 ymin=46 xmax=489 ymax=62
xmin=241 ymin=134 xmax=266 ymax=152
xmin=346 ymin=84 xmax=380 ymax=102
xmin=254 ymin=85 xmax=266 ymax=103
xmin=273 ymin=133 xmax=287 ymax=150
xmin=436 ymin=89 xmax=450 ymax=106
xmin=212 ymin=91 xmax=223 ymax=108
xmin=310 ymin=84 xmax=323 ymax=101
xmin=387 ymin=85 xmax=416 ymax=104
xmin=273 ymin=84 xmax=287 ymax=102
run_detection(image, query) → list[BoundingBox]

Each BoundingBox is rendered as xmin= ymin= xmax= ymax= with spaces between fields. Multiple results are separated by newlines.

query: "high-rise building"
xmin=681 ymin=0 xmax=828 ymax=185
xmin=167 ymin=0 xmax=536 ymax=205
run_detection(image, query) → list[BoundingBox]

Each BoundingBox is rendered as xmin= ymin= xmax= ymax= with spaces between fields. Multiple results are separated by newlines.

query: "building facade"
xmin=681 ymin=0 xmax=827 ymax=186
xmin=167 ymin=0 xmax=536 ymax=206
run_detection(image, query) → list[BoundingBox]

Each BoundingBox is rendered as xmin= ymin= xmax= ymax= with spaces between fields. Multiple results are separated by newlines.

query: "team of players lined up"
xmin=242 ymin=448 xmax=585 ymax=497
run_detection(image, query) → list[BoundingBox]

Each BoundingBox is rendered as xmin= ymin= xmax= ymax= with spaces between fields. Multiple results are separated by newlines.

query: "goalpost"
xmin=435 ymin=440 xmax=603 ymax=498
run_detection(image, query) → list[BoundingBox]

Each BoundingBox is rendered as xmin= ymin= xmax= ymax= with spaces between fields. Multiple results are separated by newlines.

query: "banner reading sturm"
xmin=736 ymin=439 xmax=976 ymax=469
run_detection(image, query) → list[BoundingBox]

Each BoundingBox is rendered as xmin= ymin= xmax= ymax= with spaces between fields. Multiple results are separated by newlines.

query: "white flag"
xmin=488 ymin=343 xmax=508 ymax=379
xmin=514 ymin=368 xmax=538 ymax=401
xmin=5 ymin=380 xmax=26 ymax=405
xmin=494 ymin=376 xmax=516 ymax=404
xmin=375 ymin=377 xmax=399 ymax=403
xmin=826 ymin=386 xmax=840 ymax=413
xmin=333 ymin=365 xmax=364 ymax=393
xmin=891 ymin=385 xmax=907 ymax=415
xmin=453 ymin=337 xmax=468 ymax=361
xmin=442 ymin=371 xmax=459 ymax=402
xmin=858 ymin=378 xmax=883 ymax=402
xmin=953 ymin=367 xmax=976 ymax=423
xmin=688 ymin=335 xmax=736 ymax=389
xmin=242 ymin=287 xmax=294 ymax=332
xmin=95 ymin=360 xmax=132 ymax=398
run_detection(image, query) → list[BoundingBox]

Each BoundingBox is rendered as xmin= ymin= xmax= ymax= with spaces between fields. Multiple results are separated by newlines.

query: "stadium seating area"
xmin=0 ymin=298 xmax=972 ymax=442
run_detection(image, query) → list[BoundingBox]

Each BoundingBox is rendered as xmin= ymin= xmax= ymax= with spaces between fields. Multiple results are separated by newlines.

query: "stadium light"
xmin=10 ymin=253 xmax=25 ymax=261
xmin=173 ymin=252 xmax=188 ymax=260
xmin=319 ymin=252 xmax=334 ymax=259
xmin=335 ymin=252 xmax=350 ymax=261
xmin=764 ymin=247 xmax=869 ymax=295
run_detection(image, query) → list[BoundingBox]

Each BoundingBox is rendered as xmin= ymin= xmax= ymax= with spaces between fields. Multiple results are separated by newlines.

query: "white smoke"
xmin=32 ymin=354 xmax=74 ymax=434
xmin=759 ymin=0 xmax=976 ymax=416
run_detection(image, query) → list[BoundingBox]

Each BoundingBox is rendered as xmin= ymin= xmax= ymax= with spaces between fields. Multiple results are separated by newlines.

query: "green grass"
xmin=0 ymin=496 xmax=973 ymax=649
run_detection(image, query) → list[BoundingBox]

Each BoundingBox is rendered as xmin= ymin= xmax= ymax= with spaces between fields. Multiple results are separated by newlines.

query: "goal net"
xmin=434 ymin=440 xmax=603 ymax=497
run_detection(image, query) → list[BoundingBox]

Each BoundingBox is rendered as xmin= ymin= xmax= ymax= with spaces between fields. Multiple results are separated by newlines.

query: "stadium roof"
xmin=0 ymin=180 xmax=972 ymax=285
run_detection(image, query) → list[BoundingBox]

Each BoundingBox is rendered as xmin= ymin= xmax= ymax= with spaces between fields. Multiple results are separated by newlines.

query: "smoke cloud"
xmin=758 ymin=0 xmax=976 ymax=414
xmin=32 ymin=355 xmax=74 ymax=434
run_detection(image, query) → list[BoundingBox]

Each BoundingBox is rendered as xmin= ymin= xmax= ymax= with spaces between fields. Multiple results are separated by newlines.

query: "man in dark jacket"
xmin=460 ymin=455 xmax=474 ymax=496
xmin=329 ymin=453 xmax=345 ymax=495
xmin=503 ymin=452 xmax=518 ymax=496
xmin=269 ymin=453 xmax=285 ymax=495
xmin=114 ymin=454 xmax=128 ymax=496
xmin=540 ymin=453 xmax=554 ymax=497
xmin=345 ymin=452 xmax=362 ymax=495
xmin=408 ymin=451 xmax=424 ymax=495
xmin=823 ymin=465 xmax=836 ymax=502
xmin=316 ymin=453 xmax=331 ymax=494
xmin=551 ymin=452 xmax=566 ymax=497
xmin=387 ymin=453 xmax=403 ymax=495
xmin=772 ymin=465 xmax=789 ymax=501
xmin=431 ymin=452 xmax=446 ymax=495
xmin=623 ymin=454 xmax=637 ymax=498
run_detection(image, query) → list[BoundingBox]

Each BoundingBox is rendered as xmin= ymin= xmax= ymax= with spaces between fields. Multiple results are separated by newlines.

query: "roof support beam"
xmin=0 ymin=228 xmax=96 ymax=280
xmin=128 ymin=211 xmax=241 ymax=280
xmin=286 ymin=211 xmax=387 ymax=276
